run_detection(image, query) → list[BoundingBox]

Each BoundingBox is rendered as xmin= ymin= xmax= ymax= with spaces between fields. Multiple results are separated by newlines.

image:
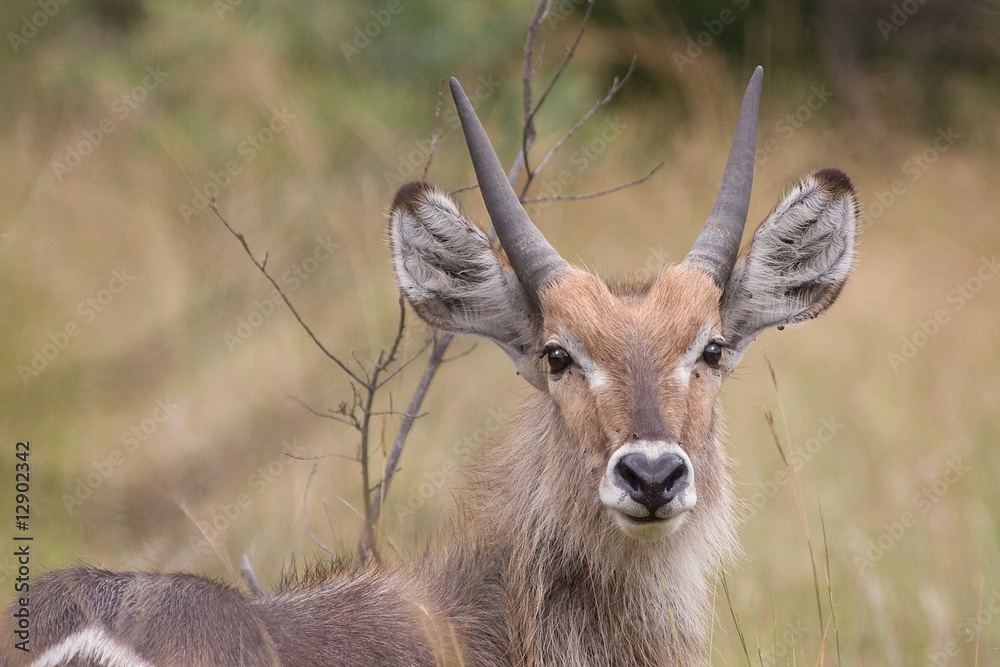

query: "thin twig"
xmin=285 ymin=451 xmax=359 ymax=463
xmin=289 ymin=395 xmax=360 ymax=428
xmin=440 ymin=342 xmax=478 ymax=364
xmin=519 ymin=0 xmax=596 ymax=198
xmin=449 ymin=183 xmax=480 ymax=197
xmin=533 ymin=56 xmax=637 ymax=176
xmin=521 ymin=162 xmax=664 ymax=203
xmin=368 ymin=332 xmax=454 ymax=528
xmin=422 ymin=79 xmax=447 ymax=181
xmin=510 ymin=0 xmax=551 ymax=190
xmin=376 ymin=297 xmax=408 ymax=373
xmin=210 ymin=200 xmax=365 ymax=387
xmin=368 ymin=409 xmax=428 ymax=419
xmin=374 ymin=338 xmax=432 ymax=391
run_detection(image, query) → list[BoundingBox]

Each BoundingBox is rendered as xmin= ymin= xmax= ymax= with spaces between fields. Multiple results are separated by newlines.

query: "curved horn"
xmin=450 ymin=77 xmax=569 ymax=307
xmin=683 ymin=66 xmax=763 ymax=288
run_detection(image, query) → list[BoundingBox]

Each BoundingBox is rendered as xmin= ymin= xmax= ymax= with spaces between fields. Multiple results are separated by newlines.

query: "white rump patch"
xmin=31 ymin=626 xmax=154 ymax=667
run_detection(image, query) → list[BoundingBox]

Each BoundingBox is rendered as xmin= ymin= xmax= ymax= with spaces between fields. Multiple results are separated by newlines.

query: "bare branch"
xmin=374 ymin=341 xmax=431 ymax=391
xmin=510 ymin=0 xmax=551 ymax=190
xmin=534 ymin=56 xmax=637 ymax=176
xmin=449 ymin=183 xmax=480 ymax=197
xmin=210 ymin=200 xmax=365 ymax=387
xmin=519 ymin=0 xmax=596 ymax=199
xmin=521 ymin=161 xmax=664 ymax=204
xmin=440 ymin=342 xmax=478 ymax=364
xmin=422 ymin=79 xmax=447 ymax=182
xmin=368 ymin=332 xmax=454 ymax=528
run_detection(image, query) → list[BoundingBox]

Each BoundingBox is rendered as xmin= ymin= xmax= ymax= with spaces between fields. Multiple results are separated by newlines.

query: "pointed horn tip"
xmin=449 ymin=77 xmax=464 ymax=101
xmin=744 ymin=66 xmax=763 ymax=100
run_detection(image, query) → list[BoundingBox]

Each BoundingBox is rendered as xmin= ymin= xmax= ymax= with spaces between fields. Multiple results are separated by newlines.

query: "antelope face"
xmin=537 ymin=267 xmax=726 ymax=539
xmin=389 ymin=71 xmax=859 ymax=542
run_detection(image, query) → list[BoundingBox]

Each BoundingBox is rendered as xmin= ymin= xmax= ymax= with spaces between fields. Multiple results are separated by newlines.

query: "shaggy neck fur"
xmin=426 ymin=392 xmax=739 ymax=667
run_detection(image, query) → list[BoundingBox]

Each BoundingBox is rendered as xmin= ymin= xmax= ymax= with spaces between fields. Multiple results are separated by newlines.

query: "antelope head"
xmin=389 ymin=68 xmax=858 ymax=544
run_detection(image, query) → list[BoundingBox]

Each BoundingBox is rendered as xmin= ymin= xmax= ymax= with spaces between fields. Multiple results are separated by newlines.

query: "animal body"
xmin=2 ymin=67 xmax=859 ymax=666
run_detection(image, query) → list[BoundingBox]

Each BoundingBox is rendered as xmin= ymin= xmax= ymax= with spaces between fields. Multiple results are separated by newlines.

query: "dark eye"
xmin=544 ymin=343 xmax=573 ymax=374
xmin=701 ymin=341 xmax=723 ymax=368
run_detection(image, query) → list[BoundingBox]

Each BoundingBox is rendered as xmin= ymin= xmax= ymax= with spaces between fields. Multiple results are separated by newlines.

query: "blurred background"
xmin=1 ymin=0 xmax=999 ymax=663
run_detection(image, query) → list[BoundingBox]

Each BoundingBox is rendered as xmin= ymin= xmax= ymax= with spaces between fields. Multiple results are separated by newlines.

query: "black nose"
xmin=615 ymin=452 xmax=689 ymax=516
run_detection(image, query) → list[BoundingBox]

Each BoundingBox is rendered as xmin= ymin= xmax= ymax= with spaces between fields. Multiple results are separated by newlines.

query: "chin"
xmin=610 ymin=508 xmax=690 ymax=541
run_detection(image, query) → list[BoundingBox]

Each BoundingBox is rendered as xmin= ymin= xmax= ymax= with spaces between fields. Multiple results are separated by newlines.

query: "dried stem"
xmin=355 ymin=297 xmax=408 ymax=559
xmin=303 ymin=462 xmax=338 ymax=563
xmin=422 ymin=79 xmax=447 ymax=181
xmin=518 ymin=0 xmax=596 ymax=197
xmin=521 ymin=162 xmax=664 ymax=204
xmin=368 ymin=332 xmax=455 ymax=529
xmin=240 ymin=555 xmax=265 ymax=599
xmin=533 ymin=56 xmax=637 ymax=176
xmin=210 ymin=200 xmax=365 ymax=387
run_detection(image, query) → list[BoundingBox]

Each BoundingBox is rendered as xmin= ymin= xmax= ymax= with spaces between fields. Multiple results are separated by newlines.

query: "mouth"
xmin=622 ymin=513 xmax=666 ymax=524
xmin=610 ymin=506 xmax=691 ymax=538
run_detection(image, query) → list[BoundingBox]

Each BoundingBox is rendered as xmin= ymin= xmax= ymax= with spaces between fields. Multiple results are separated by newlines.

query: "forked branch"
xmin=210 ymin=201 xmax=364 ymax=387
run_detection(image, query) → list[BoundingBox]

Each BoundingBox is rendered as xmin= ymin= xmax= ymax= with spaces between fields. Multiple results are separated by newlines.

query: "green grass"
xmin=2 ymin=3 xmax=999 ymax=664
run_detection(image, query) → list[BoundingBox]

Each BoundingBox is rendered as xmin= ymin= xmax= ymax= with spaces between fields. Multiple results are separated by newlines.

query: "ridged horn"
xmin=682 ymin=66 xmax=763 ymax=288
xmin=450 ymin=77 xmax=569 ymax=307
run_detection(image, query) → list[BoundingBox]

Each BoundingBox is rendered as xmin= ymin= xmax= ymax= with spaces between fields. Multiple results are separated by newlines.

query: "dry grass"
xmin=1 ymin=4 xmax=999 ymax=665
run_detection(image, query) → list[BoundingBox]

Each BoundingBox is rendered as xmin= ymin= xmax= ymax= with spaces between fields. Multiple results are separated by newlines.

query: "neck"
xmin=447 ymin=393 xmax=736 ymax=665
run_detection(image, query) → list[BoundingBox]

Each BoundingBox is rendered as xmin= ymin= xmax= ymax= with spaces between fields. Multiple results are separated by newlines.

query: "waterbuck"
xmin=2 ymin=67 xmax=858 ymax=666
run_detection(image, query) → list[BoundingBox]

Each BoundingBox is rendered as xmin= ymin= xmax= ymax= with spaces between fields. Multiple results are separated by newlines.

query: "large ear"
xmin=388 ymin=181 xmax=546 ymax=389
xmin=721 ymin=168 xmax=859 ymax=358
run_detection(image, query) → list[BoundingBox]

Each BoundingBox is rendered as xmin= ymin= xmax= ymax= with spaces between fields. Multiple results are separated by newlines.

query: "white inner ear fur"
xmin=389 ymin=185 xmax=546 ymax=389
xmin=721 ymin=170 xmax=858 ymax=357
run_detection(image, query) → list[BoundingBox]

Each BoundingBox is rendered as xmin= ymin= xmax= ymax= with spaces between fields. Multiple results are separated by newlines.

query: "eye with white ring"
xmin=701 ymin=340 xmax=724 ymax=368
xmin=542 ymin=342 xmax=573 ymax=374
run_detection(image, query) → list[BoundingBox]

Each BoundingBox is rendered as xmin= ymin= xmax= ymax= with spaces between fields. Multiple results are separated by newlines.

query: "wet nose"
xmin=614 ymin=452 xmax=689 ymax=516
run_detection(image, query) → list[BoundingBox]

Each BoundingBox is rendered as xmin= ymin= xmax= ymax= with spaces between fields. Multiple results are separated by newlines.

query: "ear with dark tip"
xmin=720 ymin=167 xmax=860 ymax=361
xmin=449 ymin=77 xmax=569 ymax=308
xmin=682 ymin=66 xmax=763 ymax=288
